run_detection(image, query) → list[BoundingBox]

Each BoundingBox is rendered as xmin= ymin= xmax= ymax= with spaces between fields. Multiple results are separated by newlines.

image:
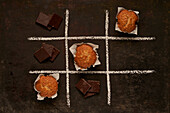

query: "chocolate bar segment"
xmin=42 ymin=43 xmax=54 ymax=57
xmin=34 ymin=47 xmax=50 ymax=63
xmin=50 ymin=48 xmax=60 ymax=62
xmin=36 ymin=12 xmax=52 ymax=30
xmin=75 ymin=79 xmax=91 ymax=95
xmin=48 ymin=14 xmax=63 ymax=30
xmin=87 ymin=80 xmax=100 ymax=93
xmin=84 ymin=92 xmax=95 ymax=98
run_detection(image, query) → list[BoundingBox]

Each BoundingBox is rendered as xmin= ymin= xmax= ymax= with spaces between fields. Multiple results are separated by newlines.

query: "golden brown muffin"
xmin=35 ymin=75 xmax=58 ymax=97
xmin=117 ymin=9 xmax=138 ymax=33
xmin=75 ymin=44 xmax=97 ymax=69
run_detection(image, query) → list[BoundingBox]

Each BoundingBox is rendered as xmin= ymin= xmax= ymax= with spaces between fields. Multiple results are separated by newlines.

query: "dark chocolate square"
xmin=75 ymin=79 xmax=91 ymax=95
xmin=87 ymin=80 xmax=100 ymax=93
xmin=48 ymin=14 xmax=63 ymax=30
xmin=34 ymin=48 xmax=50 ymax=63
xmin=42 ymin=43 xmax=54 ymax=57
xmin=84 ymin=92 xmax=96 ymax=98
xmin=50 ymin=48 xmax=60 ymax=62
xmin=36 ymin=12 xmax=52 ymax=30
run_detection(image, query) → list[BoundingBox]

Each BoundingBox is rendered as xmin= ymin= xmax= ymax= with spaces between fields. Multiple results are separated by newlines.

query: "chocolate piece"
xmin=84 ymin=92 xmax=95 ymax=98
xmin=50 ymin=48 xmax=60 ymax=62
xmin=87 ymin=80 xmax=100 ymax=93
xmin=42 ymin=43 xmax=54 ymax=57
xmin=48 ymin=14 xmax=63 ymax=30
xmin=47 ymin=14 xmax=53 ymax=30
xmin=75 ymin=79 xmax=91 ymax=95
xmin=36 ymin=12 xmax=52 ymax=30
xmin=34 ymin=48 xmax=50 ymax=63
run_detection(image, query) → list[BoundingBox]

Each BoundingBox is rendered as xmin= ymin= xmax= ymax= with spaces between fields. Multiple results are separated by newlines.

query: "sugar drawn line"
xmin=105 ymin=10 xmax=111 ymax=105
xmin=65 ymin=9 xmax=70 ymax=108
xmin=28 ymin=36 xmax=155 ymax=41
xmin=105 ymin=10 xmax=109 ymax=37
xmin=29 ymin=70 xmax=155 ymax=74
xmin=29 ymin=70 xmax=66 ymax=74
xmin=110 ymin=70 xmax=155 ymax=74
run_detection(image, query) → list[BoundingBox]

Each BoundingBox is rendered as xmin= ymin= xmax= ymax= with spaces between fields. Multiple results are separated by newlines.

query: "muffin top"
xmin=75 ymin=44 xmax=97 ymax=69
xmin=35 ymin=75 xmax=58 ymax=97
xmin=117 ymin=9 xmax=138 ymax=33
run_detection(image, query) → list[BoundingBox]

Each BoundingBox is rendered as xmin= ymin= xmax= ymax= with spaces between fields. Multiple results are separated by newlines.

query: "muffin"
xmin=74 ymin=44 xmax=97 ymax=69
xmin=35 ymin=75 xmax=58 ymax=98
xmin=117 ymin=9 xmax=138 ymax=33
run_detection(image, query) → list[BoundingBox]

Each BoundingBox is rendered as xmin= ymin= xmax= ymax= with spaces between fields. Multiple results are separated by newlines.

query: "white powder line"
xmin=28 ymin=36 xmax=155 ymax=41
xmin=106 ymin=72 xmax=111 ymax=105
xmin=29 ymin=70 xmax=66 ymax=74
xmin=29 ymin=70 xmax=155 ymax=74
xmin=65 ymin=9 xmax=70 ymax=108
xmin=105 ymin=10 xmax=109 ymax=37
xmin=110 ymin=70 xmax=155 ymax=74
xmin=105 ymin=10 xmax=111 ymax=105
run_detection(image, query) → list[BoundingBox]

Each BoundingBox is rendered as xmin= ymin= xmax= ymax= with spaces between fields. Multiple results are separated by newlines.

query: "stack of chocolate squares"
xmin=36 ymin=12 xmax=63 ymax=30
xmin=34 ymin=43 xmax=60 ymax=63
xmin=76 ymin=79 xmax=100 ymax=98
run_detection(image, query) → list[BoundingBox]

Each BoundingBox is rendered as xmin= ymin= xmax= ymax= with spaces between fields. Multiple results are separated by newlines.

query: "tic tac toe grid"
xmin=28 ymin=9 xmax=155 ymax=107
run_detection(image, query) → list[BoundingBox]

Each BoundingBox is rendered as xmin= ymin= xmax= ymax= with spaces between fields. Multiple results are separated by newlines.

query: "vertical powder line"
xmin=65 ymin=9 xmax=70 ymax=107
xmin=105 ymin=10 xmax=111 ymax=105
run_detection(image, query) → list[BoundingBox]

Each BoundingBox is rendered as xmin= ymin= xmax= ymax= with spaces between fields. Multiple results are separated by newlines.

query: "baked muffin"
xmin=35 ymin=75 xmax=58 ymax=98
xmin=74 ymin=44 xmax=97 ymax=69
xmin=117 ymin=9 xmax=138 ymax=33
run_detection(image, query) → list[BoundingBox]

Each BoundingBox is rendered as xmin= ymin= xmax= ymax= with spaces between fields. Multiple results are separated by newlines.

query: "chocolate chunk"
xmin=50 ymin=48 xmax=60 ymax=62
xmin=42 ymin=43 xmax=54 ymax=57
xmin=84 ymin=92 xmax=95 ymax=98
xmin=36 ymin=12 xmax=52 ymax=30
xmin=34 ymin=48 xmax=50 ymax=63
xmin=87 ymin=80 xmax=100 ymax=93
xmin=75 ymin=79 xmax=91 ymax=95
xmin=48 ymin=14 xmax=63 ymax=30
xmin=47 ymin=14 xmax=53 ymax=30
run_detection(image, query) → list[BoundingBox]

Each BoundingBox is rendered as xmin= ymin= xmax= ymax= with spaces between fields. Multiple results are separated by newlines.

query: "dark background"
xmin=0 ymin=0 xmax=169 ymax=113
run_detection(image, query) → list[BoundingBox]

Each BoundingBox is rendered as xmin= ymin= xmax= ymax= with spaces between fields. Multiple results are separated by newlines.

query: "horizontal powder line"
xmin=29 ymin=70 xmax=155 ymax=74
xmin=28 ymin=36 xmax=156 ymax=41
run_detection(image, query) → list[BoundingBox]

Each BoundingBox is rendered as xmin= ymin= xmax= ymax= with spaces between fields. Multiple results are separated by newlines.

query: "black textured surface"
xmin=0 ymin=0 xmax=169 ymax=113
